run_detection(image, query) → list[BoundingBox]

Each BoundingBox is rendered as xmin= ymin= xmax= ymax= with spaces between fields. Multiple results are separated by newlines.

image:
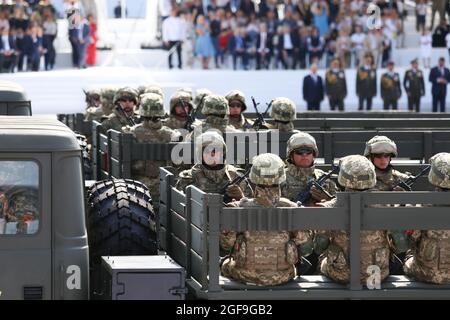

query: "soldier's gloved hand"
xmin=310 ymin=184 xmax=334 ymax=202
xmin=226 ymin=185 xmax=244 ymax=202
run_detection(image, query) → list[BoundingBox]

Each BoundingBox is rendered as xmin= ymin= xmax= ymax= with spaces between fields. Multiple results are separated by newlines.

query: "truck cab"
xmin=0 ymin=81 xmax=32 ymax=116
xmin=0 ymin=117 xmax=88 ymax=300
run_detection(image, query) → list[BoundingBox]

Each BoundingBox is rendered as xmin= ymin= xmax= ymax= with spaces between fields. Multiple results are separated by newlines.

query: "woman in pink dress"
xmin=86 ymin=14 xmax=97 ymax=66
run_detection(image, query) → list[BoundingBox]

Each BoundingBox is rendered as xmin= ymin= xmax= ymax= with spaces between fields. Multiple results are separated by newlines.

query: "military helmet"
xmin=270 ymin=97 xmax=296 ymax=122
xmin=85 ymin=89 xmax=101 ymax=102
xmin=225 ymin=89 xmax=247 ymax=111
xmin=195 ymin=130 xmax=227 ymax=158
xmin=250 ymin=153 xmax=286 ymax=185
xmin=428 ymin=152 xmax=450 ymax=189
xmin=364 ymin=135 xmax=398 ymax=157
xmin=338 ymin=155 xmax=376 ymax=190
xmin=202 ymin=94 xmax=230 ymax=116
xmin=144 ymin=85 xmax=164 ymax=98
xmin=139 ymin=93 xmax=165 ymax=118
xmin=194 ymin=88 xmax=212 ymax=109
xmin=113 ymin=87 xmax=139 ymax=105
xmin=169 ymin=91 xmax=193 ymax=113
xmin=101 ymin=86 xmax=118 ymax=104
xmin=287 ymin=132 xmax=319 ymax=157
xmin=177 ymin=87 xmax=194 ymax=103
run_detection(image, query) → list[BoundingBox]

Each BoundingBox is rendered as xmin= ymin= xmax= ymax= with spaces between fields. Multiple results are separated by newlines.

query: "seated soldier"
xmin=176 ymin=130 xmax=252 ymax=252
xmin=267 ymin=97 xmax=299 ymax=133
xmin=404 ymin=152 xmax=450 ymax=284
xmin=221 ymin=153 xmax=313 ymax=286
xmin=319 ymin=155 xmax=391 ymax=285
xmin=225 ymin=90 xmax=254 ymax=130
xmin=84 ymin=89 xmax=102 ymax=121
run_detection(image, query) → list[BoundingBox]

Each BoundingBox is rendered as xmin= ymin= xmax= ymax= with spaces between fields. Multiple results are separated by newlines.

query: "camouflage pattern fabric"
xmin=139 ymin=93 xmax=165 ymax=118
xmin=169 ymin=91 xmax=193 ymax=113
xmin=229 ymin=114 xmax=254 ymax=130
xmin=270 ymin=97 xmax=296 ymax=122
xmin=267 ymin=121 xmax=299 ymax=133
xmin=100 ymin=86 xmax=119 ymax=116
xmin=225 ymin=90 xmax=248 ymax=111
xmin=202 ymin=94 xmax=230 ymax=116
xmin=374 ymin=166 xmax=411 ymax=191
xmin=338 ymin=155 xmax=377 ymax=190
xmin=194 ymin=88 xmax=212 ymax=112
xmin=101 ymin=107 xmax=138 ymax=132
xmin=364 ymin=135 xmax=398 ymax=157
xmin=428 ymin=153 xmax=450 ymax=189
xmin=286 ymin=132 xmax=319 ymax=157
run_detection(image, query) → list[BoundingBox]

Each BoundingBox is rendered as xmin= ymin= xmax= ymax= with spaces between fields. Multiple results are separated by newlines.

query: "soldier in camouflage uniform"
xmin=403 ymin=58 xmax=425 ymax=112
xmin=267 ymin=97 xmax=299 ymax=133
xmin=282 ymin=132 xmax=338 ymax=274
xmin=100 ymin=86 xmax=119 ymax=116
xmin=194 ymin=88 xmax=212 ymax=114
xmin=101 ymin=87 xmax=140 ymax=132
xmin=225 ymin=90 xmax=254 ymax=130
xmin=195 ymin=94 xmax=237 ymax=134
xmin=176 ymin=130 xmax=252 ymax=252
xmin=364 ymin=135 xmax=413 ymax=269
xmin=380 ymin=61 xmax=402 ymax=110
xmin=125 ymin=93 xmax=179 ymax=205
xmin=221 ymin=153 xmax=314 ymax=286
xmin=164 ymin=91 xmax=195 ymax=131
xmin=364 ymin=135 xmax=412 ymax=192
xmin=356 ymin=54 xmax=377 ymax=111
xmin=404 ymin=152 xmax=450 ymax=284
xmin=325 ymin=58 xmax=347 ymax=112
xmin=84 ymin=89 xmax=103 ymax=121
xmin=137 ymin=85 xmax=164 ymax=98
xmin=319 ymin=155 xmax=391 ymax=284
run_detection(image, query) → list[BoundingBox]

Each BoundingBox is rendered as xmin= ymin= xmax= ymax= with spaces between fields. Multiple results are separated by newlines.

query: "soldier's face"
xmin=202 ymin=147 xmax=224 ymax=167
xmin=292 ymin=150 xmax=314 ymax=168
xmin=174 ymin=105 xmax=189 ymax=117
xmin=119 ymin=99 xmax=135 ymax=113
xmin=229 ymin=101 xmax=243 ymax=116
xmin=387 ymin=64 xmax=394 ymax=72
xmin=372 ymin=154 xmax=391 ymax=170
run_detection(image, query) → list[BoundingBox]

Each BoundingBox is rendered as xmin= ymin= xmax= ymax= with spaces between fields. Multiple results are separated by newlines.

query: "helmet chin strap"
xmin=202 ymin=161 xmax=225 ymax=171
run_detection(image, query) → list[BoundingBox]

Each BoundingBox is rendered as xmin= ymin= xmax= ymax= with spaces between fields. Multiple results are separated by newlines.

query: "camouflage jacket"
xmin=404 ymin=189 xmax=450 ymax=284
xmin=229 ymin=115 xmax=254 ymax=131
xmin=266 ymin=121 xmax=300 ymax=133
xmin=101 ymin=108 xmax=138 ymax=132
xmin=319 ymin=193 xmax=391 ymax=284
xmin=176 ymin=164 xmax=252 ymax=196
xmin=375 ymin=166 xmax=411 ymax=191
xmin=282 ymin=163 xmax=337 ymax=205
xmin=221 ymin=195 xmax=312 ymax=286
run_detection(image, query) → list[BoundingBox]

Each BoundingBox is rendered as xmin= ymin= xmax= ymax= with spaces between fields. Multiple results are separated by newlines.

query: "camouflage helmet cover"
xmin=287 ymin=131 xmax=319 ymax=157
xmin=169 ymin=91 xmax=193 ymax=113
xmin=225 ymin=89 xmax=247 ymax=111
xmin=364 ymin=135 xmax=398 ymax=157
xmin=428 ymin=152 xmax=450 ymax=189
xmin=202 ymin=94 xmax=230 ymax=116
xmin=270 ymin=97 xmax=296 ymax=121
xmin=101 ymin=86 xmax=119 ymax=103
xmin=114 ymin=87 xmax=139 ymax=105
xmin=195 ymin=130 xmax=227 ymax=160
xmin=139 ymin=93 xmax=165 ymax=117
xmin=144 ymin=85 xmax=164 ymax=98
xmin=338 ymin=155 xmax=376 ymax=190
xmin=194 ymin=88 xmax=212 ymax=109
xmin=250 ymin=153 xmax=286 ymax=185
xmin=85 ymin=88 xmax=101 ymax=102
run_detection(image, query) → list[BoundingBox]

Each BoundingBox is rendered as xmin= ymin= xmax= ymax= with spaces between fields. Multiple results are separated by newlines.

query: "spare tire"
xmin=87 ymin=179 xmax=158 ymax=263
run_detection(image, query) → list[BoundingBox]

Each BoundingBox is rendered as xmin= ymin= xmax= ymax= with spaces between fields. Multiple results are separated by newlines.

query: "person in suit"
xmin=303 ymin=63 xmax=324 ymax=111
xmin=429 ymin=56 xmax=450 ymax=112
xmin=380 ymin=61 xmax=402 ymax=110
xmin=403 ymin=58 xmax=425 ymax=112
xmin=0 ymin=28 xmax=18 ymax=73
xmin=255 ymin=22 xmax=272 ymax=70
xmin=228 ymin=27 xmax=248 ymax=70
xmin=23 ymin=25 xmax=43 ymax=71
xmin=277 ymin=24 xmax=298 ymax=70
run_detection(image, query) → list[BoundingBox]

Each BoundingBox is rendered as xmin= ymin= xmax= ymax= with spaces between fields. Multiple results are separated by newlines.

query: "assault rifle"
xmin=220 ymin=164 xmax=252 ymax=203
xmin=116 ymin=105 xmax=136 ymax=127
xmin=394 ymin=165 xmax=431 ymax=191
xmin=293 ymin=165 xmax=340 ymax=204
xmin=250 ymin=97 xmax=272 ymax=131
xmin=184 ymin=98 xmax=199 ymax=132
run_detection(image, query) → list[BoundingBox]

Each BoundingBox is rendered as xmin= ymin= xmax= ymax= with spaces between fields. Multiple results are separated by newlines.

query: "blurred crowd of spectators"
xmin=160 ymin=0 xmax=433 ymax=70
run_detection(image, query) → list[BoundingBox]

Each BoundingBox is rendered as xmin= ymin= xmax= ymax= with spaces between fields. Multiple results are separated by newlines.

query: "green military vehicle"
xmin=0 ymin=81 xmax=32 ymax=116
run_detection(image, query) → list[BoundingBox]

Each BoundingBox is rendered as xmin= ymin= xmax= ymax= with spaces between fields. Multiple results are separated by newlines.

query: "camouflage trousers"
xmin=319 ymin=244 xmax=390 ymax=284
xmin=221 ymin=257 xmax=296 ymax=286
xmin=404 ymin=255 xmax=450 ymax=284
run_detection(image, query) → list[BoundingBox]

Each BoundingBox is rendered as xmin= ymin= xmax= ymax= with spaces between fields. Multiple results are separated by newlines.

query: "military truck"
xmin=0 ymin=80 xmax=32 ymax=116
xmin=0 ymin=117 xmax=158 ymax=300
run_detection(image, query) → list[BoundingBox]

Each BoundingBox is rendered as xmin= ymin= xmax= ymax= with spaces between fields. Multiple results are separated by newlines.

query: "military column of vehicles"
xmin=2 ymin=80 xmax=450 ymax=299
